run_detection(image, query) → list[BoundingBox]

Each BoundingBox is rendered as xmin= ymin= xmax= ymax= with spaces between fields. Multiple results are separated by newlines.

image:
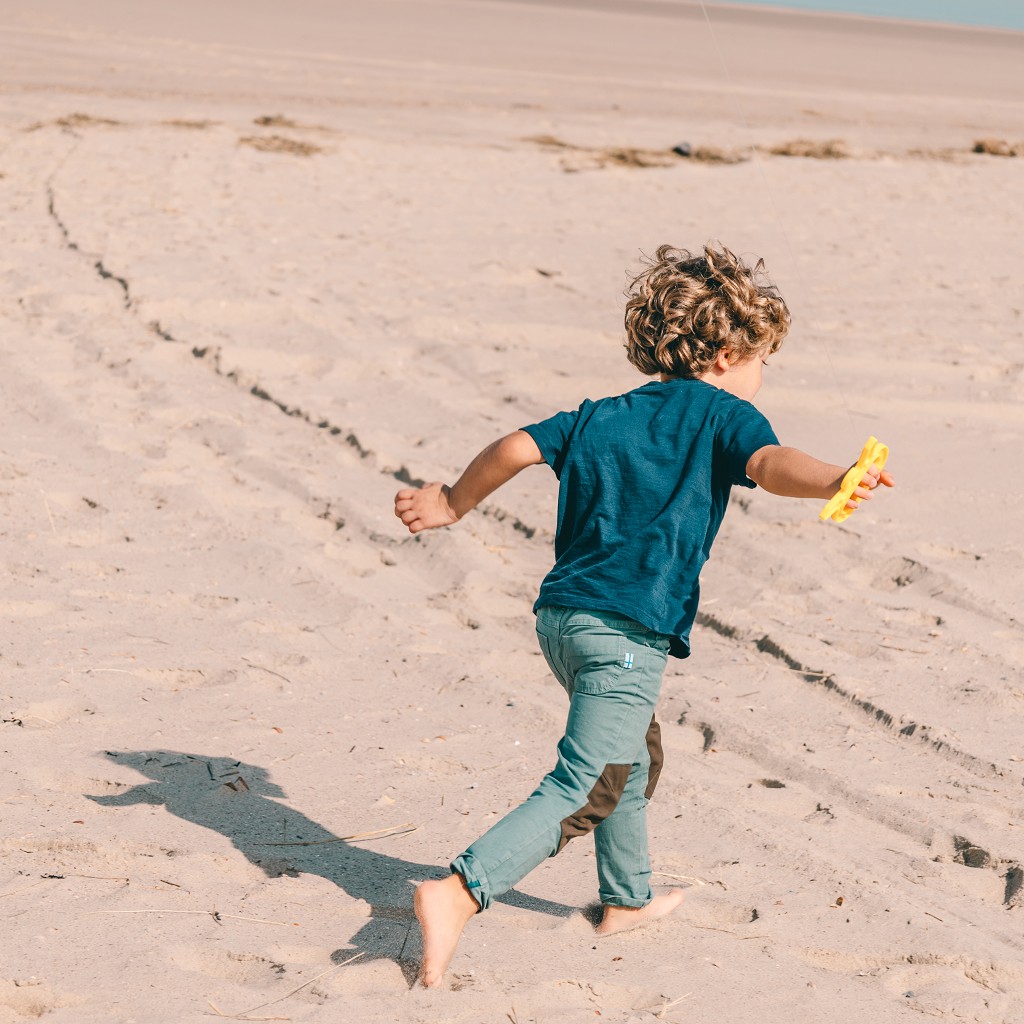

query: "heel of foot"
xmin=596 ymin=888 xmax=685 ymax=936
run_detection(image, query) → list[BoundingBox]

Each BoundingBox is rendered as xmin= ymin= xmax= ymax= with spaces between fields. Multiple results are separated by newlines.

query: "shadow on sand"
xmin=88 ymin=750 xmax=576 ymax=984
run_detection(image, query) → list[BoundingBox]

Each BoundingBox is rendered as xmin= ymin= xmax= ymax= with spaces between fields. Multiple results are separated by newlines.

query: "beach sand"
xmin=2 ymin=1 xmax=1023 ymax=1020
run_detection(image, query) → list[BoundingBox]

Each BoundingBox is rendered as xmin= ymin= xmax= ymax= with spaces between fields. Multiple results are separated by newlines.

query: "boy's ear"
xmin=712 ymin=348 xmax=733 ymax=372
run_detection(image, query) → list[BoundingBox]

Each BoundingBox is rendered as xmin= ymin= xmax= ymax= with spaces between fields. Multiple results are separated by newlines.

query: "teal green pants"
xmin=451 ymin=606 xmax=670 ymax=910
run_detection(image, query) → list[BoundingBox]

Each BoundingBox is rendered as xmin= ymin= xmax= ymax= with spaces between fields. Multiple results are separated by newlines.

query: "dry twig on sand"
xmin=653 ymin=870 xmax=727 ymax=890
xmin=0 ymin=878 xmax=52 ymax=899
xmin=38 ymin=488 xmax=56 ymax=533
xmin=652 ymin=871 xmax=706 ymax=886
xmin=97 ymin=908 xmax=293 ymax=926
xmin=656 ymin=992 xmax=693 ymax=1019
xmin=205 ymin=1009 xmax=286 ymax=1023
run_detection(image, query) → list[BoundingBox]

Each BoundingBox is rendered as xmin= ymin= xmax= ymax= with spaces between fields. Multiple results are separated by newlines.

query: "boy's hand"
xmin=392 ymin=431 xmax=544 ymax=535
xmin=394 ymin=482 xmax=460 ymax=534
xmin=846 ymin=465 xmax=896 ymax=510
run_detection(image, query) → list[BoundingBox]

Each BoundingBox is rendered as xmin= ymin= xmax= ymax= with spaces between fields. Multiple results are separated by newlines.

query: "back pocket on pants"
xmin=567 ymin=634 xmax=629 ymax=695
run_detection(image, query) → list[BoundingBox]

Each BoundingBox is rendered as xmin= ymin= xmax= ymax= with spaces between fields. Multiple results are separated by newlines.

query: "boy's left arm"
xmin=746 ymin=445 xmax=895 ymax=508
xmin=394 ymin=430 xmax=544 ymax=534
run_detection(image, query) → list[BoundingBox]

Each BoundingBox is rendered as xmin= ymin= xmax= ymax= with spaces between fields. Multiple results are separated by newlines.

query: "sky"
xmin=702 ymin=0 xmax=1024 ymax=32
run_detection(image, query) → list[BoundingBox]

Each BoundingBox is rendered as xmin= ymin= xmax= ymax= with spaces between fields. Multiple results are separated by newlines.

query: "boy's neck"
xmin=659 ymin=351 xmax=765 ymax=403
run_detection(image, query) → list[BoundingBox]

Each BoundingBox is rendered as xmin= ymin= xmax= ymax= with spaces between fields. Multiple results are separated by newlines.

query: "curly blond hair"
xmin=624 ymin=242 xmax=790 ymax=378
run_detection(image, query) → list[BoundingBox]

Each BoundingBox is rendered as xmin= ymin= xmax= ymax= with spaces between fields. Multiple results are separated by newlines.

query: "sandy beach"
xmin=2 ymin=1 xmax=1023 ymax=1020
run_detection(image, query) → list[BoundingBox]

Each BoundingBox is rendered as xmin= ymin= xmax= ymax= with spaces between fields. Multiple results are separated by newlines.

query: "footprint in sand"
xmin=169 ymin=948 xmax=286 ymax=985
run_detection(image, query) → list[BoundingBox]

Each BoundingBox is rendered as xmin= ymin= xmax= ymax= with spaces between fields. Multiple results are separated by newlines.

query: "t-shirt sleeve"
xmin=715 ymin=397 xmax=780 ymax=488
xmin=521 ymin=406 xmax=582 ymax=479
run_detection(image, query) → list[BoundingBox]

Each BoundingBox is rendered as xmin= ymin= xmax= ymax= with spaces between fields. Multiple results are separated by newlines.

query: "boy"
xmin=393 ymin=243 xmax=893 ymax=988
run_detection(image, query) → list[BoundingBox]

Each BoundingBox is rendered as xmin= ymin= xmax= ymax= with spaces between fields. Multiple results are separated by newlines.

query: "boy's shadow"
xmin=88 ymin=750 xmax=575 ymax=984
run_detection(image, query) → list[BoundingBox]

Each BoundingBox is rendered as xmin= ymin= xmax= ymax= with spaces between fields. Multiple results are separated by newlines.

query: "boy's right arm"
xmin=394 ymin=430 xmax=544 ymax=534
xmin=746 ymin=445 xmax=895 ymax=508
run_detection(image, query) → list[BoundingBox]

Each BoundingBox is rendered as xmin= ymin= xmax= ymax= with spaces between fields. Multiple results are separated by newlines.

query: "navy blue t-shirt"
xmin=522 ymin=377 xmax=778 ymax=658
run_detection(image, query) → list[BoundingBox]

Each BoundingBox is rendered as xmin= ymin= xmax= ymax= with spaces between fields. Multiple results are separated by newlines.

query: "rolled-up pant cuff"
xmin=450 ymin=854 xmax=489 ymax=912
xmin=600 ymin=894 xmax=650 ymax=908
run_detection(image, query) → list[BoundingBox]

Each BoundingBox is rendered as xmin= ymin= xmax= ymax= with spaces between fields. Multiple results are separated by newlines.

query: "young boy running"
xmin=393 ymin=242 xmax=894 ymax=988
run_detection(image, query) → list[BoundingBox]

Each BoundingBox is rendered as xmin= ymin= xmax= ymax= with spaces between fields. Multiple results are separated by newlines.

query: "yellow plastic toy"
xmin=820 ymin=436 xmax=889 ymax=523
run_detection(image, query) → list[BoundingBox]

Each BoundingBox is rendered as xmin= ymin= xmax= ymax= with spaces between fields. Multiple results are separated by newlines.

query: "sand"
xmin=1 ymin=1 xmax=1023 ymax=1021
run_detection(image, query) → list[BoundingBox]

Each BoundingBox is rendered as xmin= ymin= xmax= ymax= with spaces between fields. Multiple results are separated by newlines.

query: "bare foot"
xmin=595 ymin=888 xmax=685 ymax=936
xmin=414 ymin=873 xmax=479 ymax=988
